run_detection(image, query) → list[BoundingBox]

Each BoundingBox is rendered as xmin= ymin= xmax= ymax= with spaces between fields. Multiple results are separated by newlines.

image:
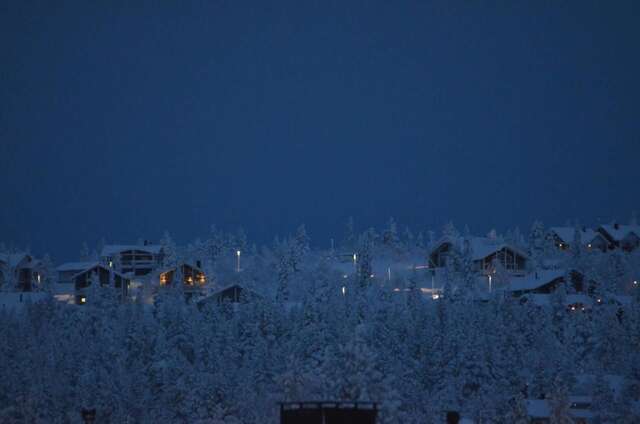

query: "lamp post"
xmin=81 ymin=408 xmax=96 ymax=424
xmin=236 ymin=250 xmax=241 ymax=273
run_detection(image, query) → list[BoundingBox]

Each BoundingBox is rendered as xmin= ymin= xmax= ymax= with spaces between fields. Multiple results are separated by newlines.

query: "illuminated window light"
xmin=634 ymin=280 xmax=638 ymax=286
xmin=587 ymin=244 xmax=592 ymax=249
xmin=80 ymin=297 xmax=86 ymax=304
xmin=108 ymin=261 xmax=113 ymax=268
xmin=341 ymin=286 xmax=346 ymax=295
xmin=37 ymin=274 xmax=41 ymax=283
xmin=432 ymin=294 xmax=440 ymax=300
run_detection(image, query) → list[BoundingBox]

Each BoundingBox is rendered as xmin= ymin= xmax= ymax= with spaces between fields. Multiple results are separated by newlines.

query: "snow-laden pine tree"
xmin=160 ymin=230 xmax=178 ymax=268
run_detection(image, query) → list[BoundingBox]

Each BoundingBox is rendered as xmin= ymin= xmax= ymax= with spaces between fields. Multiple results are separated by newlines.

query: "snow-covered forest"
xmin=1 ymin=219 xmax=640 ymax=423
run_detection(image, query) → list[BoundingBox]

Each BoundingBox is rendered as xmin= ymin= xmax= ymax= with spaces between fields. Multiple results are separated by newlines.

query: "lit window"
xmin=80 ymin=297 xmax=86 ymax=304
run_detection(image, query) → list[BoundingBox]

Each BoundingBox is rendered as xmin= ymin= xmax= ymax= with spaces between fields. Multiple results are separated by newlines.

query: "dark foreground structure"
xmin=280 ymin=402 xmax=378 ymax=424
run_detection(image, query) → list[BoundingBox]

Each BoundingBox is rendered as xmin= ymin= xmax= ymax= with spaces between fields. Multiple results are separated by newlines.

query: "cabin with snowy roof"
xmin=428 ymin=236 xmax=528 ymax=276
xmin=597 ymin=223 xmax=640 ymax=251
xmin=157 ymin=262 xmax=207 ymax=292
xmin=0 ymin=252 xmax=44 ymax=292
xmin=509 ymin=269 xmax=594 ymax=296
xmin=547 ymin=227 xmax=608 ymax=252
xmin=198 ymin=283 xmax=261 ymax=308
xmin=57 ymin=262 xmax=130 ymax=305
xmin=100 ymin=242 xmax=164 ymax=276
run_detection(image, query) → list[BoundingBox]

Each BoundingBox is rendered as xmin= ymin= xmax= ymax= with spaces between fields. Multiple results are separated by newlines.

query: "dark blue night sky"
xmin=1 ymin=1 xmax=639 ymax=261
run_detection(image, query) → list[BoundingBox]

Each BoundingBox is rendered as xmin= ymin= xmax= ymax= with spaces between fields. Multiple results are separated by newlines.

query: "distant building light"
xmin=37 ymin=274 xmax=41 ymax=283
xmin=343 ymin=274 xmax=348 ymax=279
xmin=108 ymin=261 xmax=113 ymax=268
xmin=587 ymin=244 xmax=592 ymax=248
xmin=634 ymin=280 xmax=638 ymax=286
xmin=341 ymin=286 xmax=346 ymax=295
xmin=80 ymin=297 xmax=86 ymax=304
xmin=432 ymin=294 xmax=440 ymax=300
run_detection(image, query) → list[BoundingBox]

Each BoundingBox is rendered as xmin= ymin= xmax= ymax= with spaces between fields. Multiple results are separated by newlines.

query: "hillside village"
xmin=1 ymin=218 xmax=640 ymax=423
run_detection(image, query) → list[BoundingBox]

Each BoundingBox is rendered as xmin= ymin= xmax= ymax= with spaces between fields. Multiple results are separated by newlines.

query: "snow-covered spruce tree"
xmin=160 ymin=230 xmax=178 ymax=268
xmin=547 ymin=377 xmax=573 ymax=424
xmin=342 ymin=216 xmax=356 ymax=251
xmin=528 ymin=220 xmax=546 ymax=270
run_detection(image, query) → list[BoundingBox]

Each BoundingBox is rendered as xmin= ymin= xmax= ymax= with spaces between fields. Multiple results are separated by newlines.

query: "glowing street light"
xmin=236 ymin=250 xmax=241 ymax=273
xmin=488 ymin=274 xmax=492 ymax=292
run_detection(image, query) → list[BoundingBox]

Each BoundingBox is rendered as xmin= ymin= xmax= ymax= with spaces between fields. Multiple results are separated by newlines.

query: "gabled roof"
xmin=69 ymin=263 xmax=129 ymax=280
xmin=0 ymin=252 xmax=32 ymax=268
xmin=56 ymin=261 xmax=100 ymax=272
xmin=157 ymin=262 xmax=204 ymax=275
xmin=100 ymin=244 xmax=163 ymax=256
xmin=548 ymin=227 xmax=602 ymax=244
xmin=431 ymin=236 xmax=527 ymax=261
xmin=598 ymin=223 xmax=640 ymax=241
xmin=509 ymin=269 xmax=566 ymax=292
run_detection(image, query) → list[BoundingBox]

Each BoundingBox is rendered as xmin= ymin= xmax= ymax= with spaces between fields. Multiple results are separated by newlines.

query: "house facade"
xmin=57 ymin=262 xmax=130 ymax=304
xmin=100 ymin=243 xmax=164 ymax=276
xmin=157 ymin=262 xmax=207 ymax=293
xmin=428 ymin=237 xmax=528 ymax=276
xmin=548 ymin=227 xmax=608 ymax=252
xmin=0 ymin=253 xmax=44 ymax=292
xmin=597 ymin=223 xmax=640 ymax=252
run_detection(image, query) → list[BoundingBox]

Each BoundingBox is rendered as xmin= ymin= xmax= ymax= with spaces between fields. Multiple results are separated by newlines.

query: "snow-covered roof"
xmin=0 ymin=252 xmax=32 ymax=268
xmin=101 ymin=244 xmax=163 ymax=256
xmin=520 ymin=293 xmax=593 ymax=307
xmin=525 ymin=399 xmax=549 ymax=418
xmin=598 ymin=223 xmax=640 ymax=241
xmin=549 ymin=227 xmax=601 ymax=244
xmin=431 ymin=236 xmax=527 ymax=261
xmin=69 ymin=263 xmax=129 ymax=280
xmin=157 ymin=262 xmax=203 ymax=275
xmin=56 ymin=261 xmax=99 ymax=272
xmin=509 ymin=269 xmax=566 ymax=292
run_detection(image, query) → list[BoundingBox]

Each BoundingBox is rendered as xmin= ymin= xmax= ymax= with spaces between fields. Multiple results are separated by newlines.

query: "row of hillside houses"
xmin=1 ymin=221 xmax=638 ymax=307
xmin=548 ymin=223 xmax=640 ymax=252
xmin=54 ymin=243 xmax=209 ymax=304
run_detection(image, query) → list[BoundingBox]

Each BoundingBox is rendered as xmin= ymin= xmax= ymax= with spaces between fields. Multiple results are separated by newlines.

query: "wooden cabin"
xmin=158 ymin=262 xmax=207 ymax=291
xmin=56 ymin=262 xmax=130 ymax=305
xmin=0 ymin=253 xmax=43 ymax=292
xmin=428 ymin=237 xmax=528 ymax=276
xmin=547 ymin=227 xmax=608 ymax=252
xmin=597 ymin=223 xmax=640 ymax=252
xmin=509 ymin=269 xmax=594 ymax=296
xmin=100 ymin=243 xmax=164 ymax=276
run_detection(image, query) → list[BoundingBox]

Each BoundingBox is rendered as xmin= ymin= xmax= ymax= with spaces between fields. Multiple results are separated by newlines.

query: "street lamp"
xmin=81 ymin=408 xmax=96 ymax=424
xmin=488 ymin=275 xmax=492 ymax=292
xmin=236 ymin=250 xmax=241 ymax=273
